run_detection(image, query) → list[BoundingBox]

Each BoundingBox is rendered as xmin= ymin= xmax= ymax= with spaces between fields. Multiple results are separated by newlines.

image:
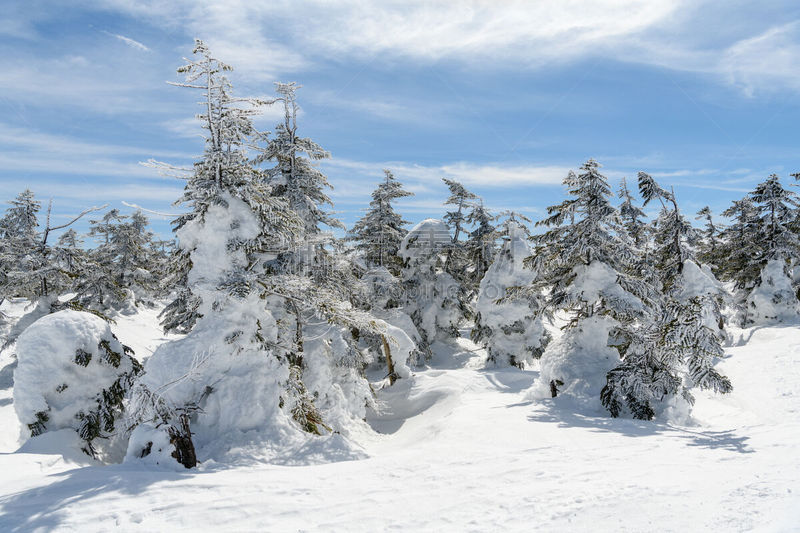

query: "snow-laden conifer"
xmin=472 ymin=214 xmax=550 ymax=368
xmin=521 ymin=160 xmax=648 ymax=407
xmin=400 ymin=218 xmax=469 ymax=351
xmin=601 ymin=174 xmax=731 ymax=419
xmin=462 ymin=201 xmax=497 ymax=297
xmin=348 ymin=169 xmax=414 ymax=276
xmin=718 ymin=174 xmax=800 ymax=325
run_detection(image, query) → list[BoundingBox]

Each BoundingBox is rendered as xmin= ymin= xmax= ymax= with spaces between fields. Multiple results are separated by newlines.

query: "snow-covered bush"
xmin=400 ymin=219 xmax=469 ymax=349
xmin=473 ymin=221 xmax=549 ymax=368
xmin=14 ymin=310 xmax=141 ymax=459
xmin=746 ymin=259 xmax=800 ymax=325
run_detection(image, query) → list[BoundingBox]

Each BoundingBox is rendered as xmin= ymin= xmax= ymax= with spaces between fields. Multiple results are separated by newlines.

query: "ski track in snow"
xmin=1 ymin=311 xmax=799 ymax=532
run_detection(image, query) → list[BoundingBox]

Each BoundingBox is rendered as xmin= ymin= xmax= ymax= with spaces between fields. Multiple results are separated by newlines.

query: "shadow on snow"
xmin=526 ymin=404 xmax=753 ymax=454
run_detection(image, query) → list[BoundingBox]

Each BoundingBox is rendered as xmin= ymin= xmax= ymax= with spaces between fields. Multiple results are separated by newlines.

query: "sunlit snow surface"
xmin=1 ymin=301 xmax=799 ymax=531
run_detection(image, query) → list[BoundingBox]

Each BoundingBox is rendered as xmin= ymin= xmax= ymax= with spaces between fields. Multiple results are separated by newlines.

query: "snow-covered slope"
xmin=1 ymin=313 xmax=799 ymax=531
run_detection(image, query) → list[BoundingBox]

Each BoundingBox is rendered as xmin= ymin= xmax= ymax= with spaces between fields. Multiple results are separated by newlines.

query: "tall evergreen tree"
xmin=473 ymin=212 xmax=550 ymax=368
xmin=601 ymin=174 xmax=731 ymax=419
xmin=256 ymin=82 xmax=343 ymax=240
xmin=638 ymin=172 xmax=697 ymax=293
xmin=523 ymin=160 xmax=649 ymax=404
xmin=695 ymin=206 xmax=723 ymax=266
xmin=348 ymin=169 xmax=413 ymax=275
xmin=618 ymin=177 xmax=647 ymax=247
xmin=462 ymin=201 xmax=497 ymax=297
xmin=720 ymin=174 xmax=800 ymax=325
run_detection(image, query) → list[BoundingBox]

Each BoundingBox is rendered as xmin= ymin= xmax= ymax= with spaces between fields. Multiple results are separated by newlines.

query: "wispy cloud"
xmin=99 ymin=1 xmax=800 ymax=96
xmin=102 ymin=31 xmax=150 ymax=52
xmin=0 ymin=122 xmax=195 ymax=179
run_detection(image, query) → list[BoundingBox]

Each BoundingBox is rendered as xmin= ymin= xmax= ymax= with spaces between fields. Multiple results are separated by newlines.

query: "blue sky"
xmin=2 ymin=1 xmax=799 ymax=241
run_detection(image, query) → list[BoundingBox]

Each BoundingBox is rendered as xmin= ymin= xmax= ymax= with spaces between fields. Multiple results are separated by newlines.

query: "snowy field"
xmin=1 ymin=301 xmax=799 ymax=532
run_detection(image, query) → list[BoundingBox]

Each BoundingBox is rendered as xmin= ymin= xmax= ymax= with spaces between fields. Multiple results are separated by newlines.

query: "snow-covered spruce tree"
xmin=637 ymin=172 xmax=699 ymax=293
xmin=155 ymin=39 xmax=270 ymax=334
xmin=126 ymin=40 xmax=312 ymax=467
xmin=253 ymin=83 xmax=416 ymax=403
xmin=618 ymin=177 xmax=648 ymax=247
xmin=348 ymin=169 xmax=414 ymax=276
xmin=601 ymin=297 xmax=732 ymax=421
xmin=74 ymin=209 xmax=158 ymax=312
xmin=128 ymin=42 xmax=387 ymax=467
xmin=400 ymin=218 xmax=469 ymax=353
xmin=441 ymin=178 xmax=479 ymax=283
xmin=736 ymin=175 xmax=800 ymax=325
xmin=472 ymin=213 xmax=550 ymax=368
xmin=639 ymin=177 xmax=727 ymax=338
xmin=359 ymin=266 xmax=424 ymax=377
xmin=522 ymin=160 xmax=648 ymax=408
xmin=462 ymin=201 xmax=497 ymax=297
xmin=715 ymin=176 xmax=800 ymax=325
xmin=0 ymin=190 xmax=42 ymax=300
xmin=695 ymin=206 xmax=723 ymax=267
xmin=14 ymin=310 xmax=141 ymax=460
xmin=255 ymin=81 xmax=343 ymax=243
xmin=600 ymin=174 xmax=731 ymax=420
xmin=716 ymin=198 xmax=760 ymax=300
xmin=1 ymin=193 xmax=103 ymax=346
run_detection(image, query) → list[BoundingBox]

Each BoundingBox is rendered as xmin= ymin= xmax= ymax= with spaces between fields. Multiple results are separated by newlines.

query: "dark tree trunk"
xmin=169 ymin=414 xmax=197 ymax=469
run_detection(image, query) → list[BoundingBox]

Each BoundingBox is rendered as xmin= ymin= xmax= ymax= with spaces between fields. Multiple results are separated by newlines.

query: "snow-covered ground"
xmin=1 ymin=306 xmax=799 ymax=531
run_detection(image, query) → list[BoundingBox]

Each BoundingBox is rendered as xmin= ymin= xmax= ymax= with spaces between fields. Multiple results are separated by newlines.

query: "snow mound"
xmin=532 ymin=315 xmax=620 ymax=411
xmin=13 ymin=310 xmax=140 ymax=458
xmin=746 ymin=259 xmax=800 ymax=325
xmin=568 ymin=260 xmax=642 ymax=313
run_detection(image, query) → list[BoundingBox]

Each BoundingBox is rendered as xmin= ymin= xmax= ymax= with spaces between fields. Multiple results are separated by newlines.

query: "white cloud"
xmin=103 ymin=31 xmax=150 ymax=51
xmin=720 ymin=22 xmax=800 ymax=96
xmin=0 ymin=123 xmax=195 ymax=179
xmin=321 ymin=158 xmax=568 ymax=204
xmin=137 ymin=1 xmax=799 ymax=96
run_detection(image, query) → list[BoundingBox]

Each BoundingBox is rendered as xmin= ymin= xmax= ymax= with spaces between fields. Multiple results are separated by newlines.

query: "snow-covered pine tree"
xmin=462 ymin=201 xmax=497 ymax=297
xmin=399 ymin=218 xmax=469 ymax=351
xmin=250 ymin=86 xmax=409 ymax=414
xmin=600 ymin=174 xmax=731 ymax=419
xmin=472 ymin=212 xmax=550 ymax=368
xmin=73 ymin=210 xmax=128 ymax=312
xmin=255 ymin=81 xmax=343 ymax=243
xmin=359 ymin=266 xmax=426 ymax=373
xmin=441 ymin=178 xmax=478 ymax=281
xmin=601 ymin=297 xmax=732 ymax=420
xmin=0 ymin=190 xmax=42 ymax=300
xmin=716 ymin=197 xmax=760 ymax=296
xmin=522 ymin=160 xmax=648 ymax=408
xmin=737 ymin=174 xmax=800 ymax=325
xmin=75 ymin=209 xmax=158 ymax=311
xmin=1 ymin=192 xmax=103 ymax=343
xmin=618 ymin=177 xmax=648 ymax=247
xmin=129 ymin=42 xmax=389 ymax=467
xmin=157 ymin=39 xmax=272 ymax=334
xmin=695 ymin=206 xmax=723 ymax=267
xmin=126 ymin=40 xmax=314 ymax=467
xmin=637 ymin=172 xmax=697 ymax=293
xmin=348 ymin=169 xmax=414 ymax=276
